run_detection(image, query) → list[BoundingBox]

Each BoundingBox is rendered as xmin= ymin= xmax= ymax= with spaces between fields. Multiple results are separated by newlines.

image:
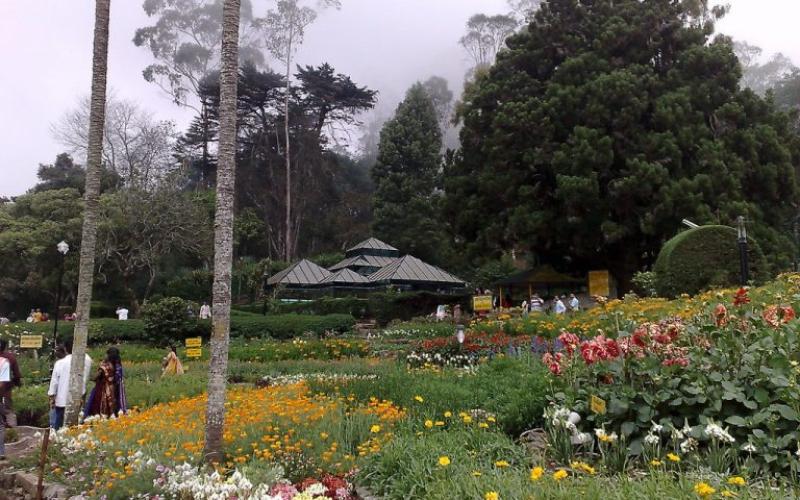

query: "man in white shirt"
xmin=569 ymin=294 xmax=581 ymax=312
xmin=0 ymin=355 xmax=10 ymax=459
xmin=116 ymin=307 xmax=129 ymax=321
xmin=554 ymin=296 xmax=567 ymax=315
xmin=199 ymin=302 xmax=212 ymax=320
xmin=48 ymin=342 xmax=92 ymax=430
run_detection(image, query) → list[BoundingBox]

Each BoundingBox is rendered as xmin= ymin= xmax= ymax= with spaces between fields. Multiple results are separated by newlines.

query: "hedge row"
xmin=249 ymin=292 xmax=471 ymax=325
xmin=8 ymin=313 xmax=355 ymax=346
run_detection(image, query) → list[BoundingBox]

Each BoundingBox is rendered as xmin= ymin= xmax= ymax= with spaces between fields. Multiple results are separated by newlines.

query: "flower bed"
xmin=46 ymin=382 xmax=404 ymax=497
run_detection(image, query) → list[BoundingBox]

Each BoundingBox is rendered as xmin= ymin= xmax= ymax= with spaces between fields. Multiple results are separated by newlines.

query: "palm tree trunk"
xmin=204 ymin=0 xmax=241 ymax=464
xmin=65 ymin=0 xmax=111 ymax=426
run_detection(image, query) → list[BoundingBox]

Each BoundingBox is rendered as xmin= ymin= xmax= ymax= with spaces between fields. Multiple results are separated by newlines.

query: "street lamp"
xmin=737 ymin=217 xmax=749 ymax=286
xmin=53 ymin=241 xmax=69 ymax=348
xmin=455 ymin=324 xmax=465 ymax=350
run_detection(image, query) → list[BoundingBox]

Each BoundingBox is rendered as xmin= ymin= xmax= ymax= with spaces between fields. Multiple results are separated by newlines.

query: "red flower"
xmin=714 ymin=304 xmax=728 ymax=327
xmin=763 ymin=305 xmax=796 ymax=328
xmin=632 ymin=324 xmax=650 ymax=347
xmin=733 ymin=287 xmax=750 ymax=306
xmin=543 ymin=352 xmax=563 ymax=375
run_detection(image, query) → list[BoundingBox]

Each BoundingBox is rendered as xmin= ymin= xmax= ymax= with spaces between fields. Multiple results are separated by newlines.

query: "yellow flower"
xmin=438 ymin=456 xmax=451 ymax=467
xmin=370 ymin=425 xmax=381 ymax=433
xmin=666 ymin=453 xmax=680 ymax=462
xmin=552 ymin=469 xmax=568 ymax=481
xmin=444 ymin=411 xmax=452 ymax=418
xmin=530 ymin=467 xmax=544 ymax=481
xmin=462 ymin=415 xmax=473 ymax=424
xmin=472 ymin=470 xmax=482 ymax=477
xmin=424 ymin=420 xmax=434 ymax=429
xmin=487 ymin=416 xmax=496 ymax=423
xmin=494 ymin=460 xmax=510 ymax=468
xmin=320 ymin=432 xmax=329 ymax=440
xmin=435 ymin=421 xmax=445 ymax=426
xmin=414 ymin=395 xmax=424 ymax=403
xmin=479 ymin=422 xmax=489 ymax=428
xmin=485 ymin=492 xmax=499 ymax=500
xmin=721 ymin=490 xmax=738 ymax=498
xmin=727 ymin=476 xmax=746 ymax=487
xmin=650 ymin=459 xmax=663 ymax=466
xmin=694 ymin=482 xmax=716 ymax=498
xmin=570 ymin=461 xmax=596 ymax=475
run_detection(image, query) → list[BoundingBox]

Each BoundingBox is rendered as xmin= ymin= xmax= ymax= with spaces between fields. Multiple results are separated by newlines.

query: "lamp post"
xmin=53 ymin=241 xmax=69 ymax=348
xmin=455 ymin=324 xmax=465 ymax=352
xmin=736 ymin=217 xmax=749 ymax=286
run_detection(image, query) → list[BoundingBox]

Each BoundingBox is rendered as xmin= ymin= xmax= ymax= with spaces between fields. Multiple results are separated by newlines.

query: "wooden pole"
xmin=498 ymin=287 xmax=503 ymax=310
xmin=36 ymin=427 xmax=51 ymax=500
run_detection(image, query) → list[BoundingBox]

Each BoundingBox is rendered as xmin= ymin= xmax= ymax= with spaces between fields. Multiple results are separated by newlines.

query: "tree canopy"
xmin=372 ymin=83 xmax=444 ymax=264
xmin=444 ymin=0 xmax=800 ymax=288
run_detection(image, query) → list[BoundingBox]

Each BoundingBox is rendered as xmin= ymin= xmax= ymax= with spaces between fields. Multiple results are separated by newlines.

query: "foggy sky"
xmin=1 ymin=0 xmax=799 ymax=197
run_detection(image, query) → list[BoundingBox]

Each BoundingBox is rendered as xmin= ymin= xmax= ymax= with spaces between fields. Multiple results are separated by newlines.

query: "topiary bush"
xmin=653 ymin=225 xmax=769 ymax=297
xmin=141 ymin=297 xmax=206 ymax=344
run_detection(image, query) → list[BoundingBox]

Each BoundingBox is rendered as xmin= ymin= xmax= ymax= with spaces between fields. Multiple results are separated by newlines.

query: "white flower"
xmin=680 ymin=437 xmax=698 ymax=453
xmin=644 ymin=433 xmax=660 ymax=445
xmin=705 ymin=422 xmax=735 ymax=443
xmin=304 ymin=482 xmax=327 ymax=496
xmin=742 ymin=443 xmax=757 ymax=453
xmin=650 ymin=422 xmax=664 ymax=434
xmin=571 ymin=432 xmax=592 ymax=445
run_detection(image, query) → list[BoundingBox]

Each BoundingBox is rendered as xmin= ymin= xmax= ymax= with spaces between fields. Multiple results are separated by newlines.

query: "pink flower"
xmin=763 ymin=305 xmax=796 ymax=328
xmin=558 ymin=331 xmax=580 ymax=356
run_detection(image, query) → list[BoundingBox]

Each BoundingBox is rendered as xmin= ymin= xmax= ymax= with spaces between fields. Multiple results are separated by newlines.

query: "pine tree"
xmin=444 ymin=0 xmax=800 ymax=290
xmin=372 ymin=84 xmax=443 ymax=263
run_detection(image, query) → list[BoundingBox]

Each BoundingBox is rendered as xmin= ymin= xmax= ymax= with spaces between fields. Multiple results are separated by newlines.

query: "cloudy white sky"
xmin=1 ymin=0 xmax=798 ymax=197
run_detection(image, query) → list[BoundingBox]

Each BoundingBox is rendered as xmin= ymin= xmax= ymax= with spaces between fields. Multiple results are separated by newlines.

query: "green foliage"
xmin=230 ymin=313 xmax=355 ymax=340
xmin=630 ymin=271 xmax=659 ymax=298
xmin=653 ymin=226 xmax=768 ymax=297
xmin=142 ymin=297 xmax=205 ymax=344
xmin=372 ymin=83 xmax=446 ymax=264
xmin=444 ymin=0 xmax=800 ymax=288
xmin=468 ymin=256 xmax=518 ymax=290
xmin=163 ymin=270 xmax=213 ymax=302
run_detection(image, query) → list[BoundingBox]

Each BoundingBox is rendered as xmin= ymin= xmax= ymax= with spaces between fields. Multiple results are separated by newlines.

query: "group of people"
xmin=47 ymin=342 xmax=127 ymax=429
xmin=0 ymin=339 xmax=130 ymax=461
xmin=521 ymin=293 xmax=581 ymax=315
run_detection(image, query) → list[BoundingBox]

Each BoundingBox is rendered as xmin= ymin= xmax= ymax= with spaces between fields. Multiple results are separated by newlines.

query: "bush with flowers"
xmin=540 ymin=283 xmax=800 ymax=474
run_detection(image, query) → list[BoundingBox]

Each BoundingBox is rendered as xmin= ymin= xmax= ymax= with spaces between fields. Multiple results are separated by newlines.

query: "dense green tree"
xmin=33 ymin=153 xmax=120 ymax=195
xmin=444 ymin=0 xmax=800 ymax=290
xmin=372 ymin=83 xmax=444 ymax=263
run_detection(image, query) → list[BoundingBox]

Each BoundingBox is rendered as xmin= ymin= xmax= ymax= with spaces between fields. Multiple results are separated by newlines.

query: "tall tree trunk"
xmin=283 ymin=55 xmax=292 ymax=262
xmin=204 ymin=0 xmax=240 ymax=464
xmin=65 ymin=0 xmax=111 ymax=426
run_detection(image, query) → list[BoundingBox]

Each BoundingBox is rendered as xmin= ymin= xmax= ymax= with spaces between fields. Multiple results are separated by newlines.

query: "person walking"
xmin=48 ymin=341 xmax=92 ymax=430
xmin=554 ymin=296 xmax=567 ymax=315
xmin=530 ymin=294 xmax=544 ymax=313
xmin=199 ymin=302 xmax=212 ymax=320
xmin=115 ymin=306 xmax=129 ymax=321
xmin=162 ymin=345 xmax=184 ymax=376
xmin=84 ymin=347 xmax=127 ymax=418
xmin=0 ymin=339 xmax=20 ymax=461
xmin=568 ymin=293 xmax=581 ymax=313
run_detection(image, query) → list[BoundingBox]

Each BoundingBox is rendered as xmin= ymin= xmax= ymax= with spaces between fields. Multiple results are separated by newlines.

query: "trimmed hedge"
xmin=245 ymin=292 xmax=471 ymax=325
xmin=11 ymin=313 xmax=355 ymax=345
xmin=654 ymin=225 xmax=769 ymax=297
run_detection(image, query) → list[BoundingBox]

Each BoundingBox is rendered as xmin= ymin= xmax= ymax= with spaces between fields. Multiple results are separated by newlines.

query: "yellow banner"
xmin=588 ymin=270 xmax=610 ymax=297
xmin=20 ymin=335 xmax=43 ymax=349
xmin=186 ymin=348 xmax=203 ymax=358
xmin=472 ymin=295 xmax=492 ymax=312
xmin=185 ymin=337 xmax=202 ymax=348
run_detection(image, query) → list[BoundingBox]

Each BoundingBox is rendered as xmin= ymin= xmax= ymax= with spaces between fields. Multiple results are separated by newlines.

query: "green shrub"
xmin=141 ymin=297 xmax=206 ymax=345
xmin=654 ymin=225 xmax=769 ymax=297
xmin=230 ymin=313 xmax=355 ymax=339
xmin=630 ymin=271 xmax=658 ymax=298
xmin=163 ymin=269 xmax=213 ymax=301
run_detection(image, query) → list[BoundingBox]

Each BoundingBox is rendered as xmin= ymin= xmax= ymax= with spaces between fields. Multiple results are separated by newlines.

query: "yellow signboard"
xmin=20 ymin=335 xmax=43 ymax=349
xmin=472 ymin=295 xmax=493 ymax=312
xmin=185 ymin=337 xmax=202 ymax=348
xmin=186 ymin=348 xmax=203 ymax=359
xmin=590 ymin=395 xmax=607 ymax=415
xmin=588 ymin=270 xmax=611 ymax=297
